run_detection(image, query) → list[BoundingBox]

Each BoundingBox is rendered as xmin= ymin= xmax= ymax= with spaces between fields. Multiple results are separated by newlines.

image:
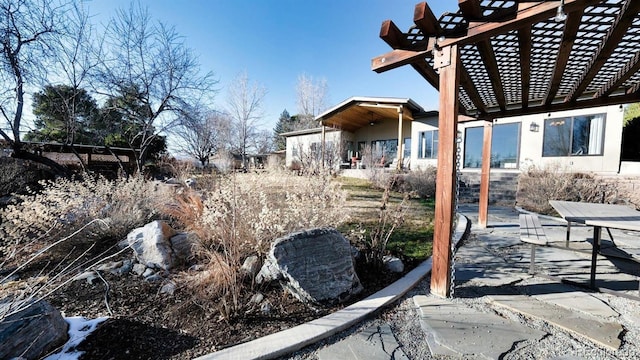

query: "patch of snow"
xmin=43 ymin=316 xmax=109 ymax=360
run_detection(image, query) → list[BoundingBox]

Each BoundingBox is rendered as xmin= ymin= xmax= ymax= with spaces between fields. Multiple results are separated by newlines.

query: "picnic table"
xmin=549 ymin=200 xmax=640 ymax=289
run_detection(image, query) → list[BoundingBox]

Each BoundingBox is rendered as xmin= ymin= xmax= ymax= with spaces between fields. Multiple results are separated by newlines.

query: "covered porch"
xmin=316 ymin=96 xmax=426 ymax=170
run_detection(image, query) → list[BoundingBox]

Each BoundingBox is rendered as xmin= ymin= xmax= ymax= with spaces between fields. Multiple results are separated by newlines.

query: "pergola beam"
xmin=380 ymin=20 xmax=412 ymax=49
xmin=460 ymin=65 xmax=488 ymax=114
xmin=596 ymin=50 xmax=640 ymax=98
xmin=543 ymin=8 xmax=585 ymax=105
xmin=476 ymin=40 xmax=507 ymax=111
xmin=411 ymin=60 xmax=440 ymax=90
xmin=414 ymin=2 xmax=441 ymax=35
xmin=517 ymin=25 xmax=532 ymax=109
xmin=566 ymin=0 xmax=640 ymax=102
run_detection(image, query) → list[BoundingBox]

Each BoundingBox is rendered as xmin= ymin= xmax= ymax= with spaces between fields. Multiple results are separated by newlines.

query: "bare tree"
xmin=174 ymin=107 xmax=231 ymax=167
xmin=295 ymin=73 xmax=328 ymax=130
xmin=96 ymin=3 xmax=217 ymax=173
xmin=252 ymin=129 xmax=273 ymax=154
xmin=0 ymin=0 xmax=72 ymax=174
xmin=226 ymin=71 xmax=266 ymax=168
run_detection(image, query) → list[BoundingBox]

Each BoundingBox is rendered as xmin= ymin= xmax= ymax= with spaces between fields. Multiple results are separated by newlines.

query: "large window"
xmin=464 ymin=123 xmax=520 ymax=169
xmin=371 ymin=139 xmax=398 ymax=163
xmin=403 ymin=137 xmax=411 ymax=158
xmin=542 ymin=114 xmax=605 ymax=157
xmin=418 ymin=130 xmax=438 ymax=159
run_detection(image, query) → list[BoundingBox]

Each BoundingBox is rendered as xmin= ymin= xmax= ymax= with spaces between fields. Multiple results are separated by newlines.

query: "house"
xmin=282 ymin=96 xmax=629 ymax=176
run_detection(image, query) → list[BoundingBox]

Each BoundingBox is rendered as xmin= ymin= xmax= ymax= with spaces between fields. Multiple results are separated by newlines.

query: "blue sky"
xmin=86 ymin=0 xmax=460 ymax=131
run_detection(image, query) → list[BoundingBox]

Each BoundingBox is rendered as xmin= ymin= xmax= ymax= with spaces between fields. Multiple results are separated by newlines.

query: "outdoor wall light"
xmin=554 ymin=0 xmax=567 ymax=22
xmin=529 ymin=122 xmax=540 ymax=132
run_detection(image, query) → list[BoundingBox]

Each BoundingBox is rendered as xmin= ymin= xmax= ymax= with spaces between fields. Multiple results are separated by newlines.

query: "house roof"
xmin=279 ymin=127 xmax=341 ymax=138
xmin=372 ymin=0 xmax=640 ymax=120
xmin=315 ymin=96 xmax=427 ymax=132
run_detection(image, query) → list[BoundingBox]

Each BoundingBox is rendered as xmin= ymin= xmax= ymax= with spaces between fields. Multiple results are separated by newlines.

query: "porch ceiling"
xmin=318 ymin=98 xmax=421 ymax=133
xmin=372 ymin=0 xmax=640 ymax=120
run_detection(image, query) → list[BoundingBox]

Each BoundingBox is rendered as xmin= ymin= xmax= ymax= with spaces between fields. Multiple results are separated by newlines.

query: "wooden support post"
xmin=321 ymin=125 xmax=326 ymax=168
xmin=431 ymin=44 xmax=460 ymax=298
xmin=397 ymin=105 xmax=404 ymax=169
xmin=478 ymin=121 xmax=493 ymax=228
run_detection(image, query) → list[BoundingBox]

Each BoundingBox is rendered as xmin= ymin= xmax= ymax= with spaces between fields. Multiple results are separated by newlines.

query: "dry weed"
xmin=517 ymin=164 xmax=617 ymax=214
xmin=162 ymin=171 xmax=347 ymax=319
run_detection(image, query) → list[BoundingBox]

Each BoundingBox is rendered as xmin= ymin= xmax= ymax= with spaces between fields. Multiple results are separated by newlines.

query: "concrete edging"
xmin=195 ymin=213 xmax=470 ymax=360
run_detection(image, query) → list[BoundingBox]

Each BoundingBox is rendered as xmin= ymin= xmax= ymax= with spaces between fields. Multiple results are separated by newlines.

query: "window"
xmin=403 ymin=137 xmax=411 ymax=158
xmin=543 ymin=114 xmax=605 ymax=157
xmin=371 ymin=139 xmax=398 ymax=162
xmin=464 ymin=123 xmax=520 ymax=169
xmin=418 ymin=130 xmax=438 ymax=159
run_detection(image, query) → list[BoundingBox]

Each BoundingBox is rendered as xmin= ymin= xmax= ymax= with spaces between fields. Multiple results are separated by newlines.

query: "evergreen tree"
xmin=25 ymin=84 xmax=99 ymax=144
xmin=273 ymin=109 xmax=292 ymax=150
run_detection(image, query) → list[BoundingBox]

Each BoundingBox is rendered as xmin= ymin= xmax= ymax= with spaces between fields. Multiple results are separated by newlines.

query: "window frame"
xmin=542 ymin=113 xmax=607 ymax=157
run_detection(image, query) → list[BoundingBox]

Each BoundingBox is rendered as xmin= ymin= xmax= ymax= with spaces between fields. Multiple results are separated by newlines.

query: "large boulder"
xmin=126 ymin=220 xmax=176 ymax=270
xmin=0 ymin=299 xmax=69 ymax=360
xmin=125 ymin=221 xmax=196 ymax=271
xmin=256 ymin=227 xmax=363 ymax=304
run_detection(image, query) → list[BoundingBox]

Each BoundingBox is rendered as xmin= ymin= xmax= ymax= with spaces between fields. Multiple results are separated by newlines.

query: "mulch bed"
xmin=44 ymin=252 xmax=406 ymax=359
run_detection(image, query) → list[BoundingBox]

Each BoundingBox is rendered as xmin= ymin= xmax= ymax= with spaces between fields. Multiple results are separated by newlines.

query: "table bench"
xmin=519 ymin=214 xmax=548 ymax=275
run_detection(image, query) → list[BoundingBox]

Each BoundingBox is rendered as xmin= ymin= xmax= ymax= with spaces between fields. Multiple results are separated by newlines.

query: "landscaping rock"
xmin=126 ymin=220 xmax=176 ymax=270
xmin=169 ymin=233 xmax=196 ymax=266
xmin=0 ymin=299 xmax=69 ymax=360
xmin=256 ymin=227 xmax=363 ymax=304
xmin=160 ymin=281 xmax=176 ymax=295
xmin=132 ymin=263 xmax=147 ymax=276
xmin=74 ymin=271 xmax=98 ymax=284
xmin=383 ymin=255 xmax=405 ymax=273
xmin=241 ymin=255 xmax=261 ymax=278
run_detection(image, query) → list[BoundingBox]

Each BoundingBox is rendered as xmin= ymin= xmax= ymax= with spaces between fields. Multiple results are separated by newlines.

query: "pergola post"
xmin=321 ymin=125 xmax=326 ymax=168
xmin=397 ymin=105 xmax=404 ymax=169
xmin=431 ymin=44 xmax=460 ymax=298
xmin=478 ymin=121 xmax=493 ymax=228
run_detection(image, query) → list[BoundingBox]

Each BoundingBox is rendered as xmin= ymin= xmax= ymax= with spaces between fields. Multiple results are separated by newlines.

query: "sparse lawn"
xmin=335 ymin=176 xmax=434 ymax=263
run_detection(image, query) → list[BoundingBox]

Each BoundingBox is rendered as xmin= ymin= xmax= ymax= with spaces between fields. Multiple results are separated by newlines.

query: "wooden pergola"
xmin=372 ymin=0 xmax=640 ymax=297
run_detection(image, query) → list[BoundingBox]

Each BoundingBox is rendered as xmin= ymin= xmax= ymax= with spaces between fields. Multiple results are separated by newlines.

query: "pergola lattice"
xmin=372 ymin=0 xmax=640 ymax=297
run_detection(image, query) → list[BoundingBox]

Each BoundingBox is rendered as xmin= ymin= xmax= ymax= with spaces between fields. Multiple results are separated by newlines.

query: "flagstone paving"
xmin=413 ymin=294 xmax=546 ymax=359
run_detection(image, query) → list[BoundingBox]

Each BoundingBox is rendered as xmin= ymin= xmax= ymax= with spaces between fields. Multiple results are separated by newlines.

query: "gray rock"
xmin=126 ymin=221 xmax=176 ymax=270
xmin=169 ymin=233 xmax=196 ymax=266
xmin=255 ymin=227 xmax=363 ymax=304
xmin=142 ymin=268 xmax=155 ymax=278
xmin=0 ymin=299 xmax=69 ymax=360
xmin=113 ymin=259 xmax=134 ymax=275
xmin=241 ymin=255 xmax=261 ymax=278
xmin=160 ymin=281 xmax=176 ymax=295
xmin=383 ymin=255 xmax=405 ymax=273
xmin=132 ymin=263 xmax=147 ymax=276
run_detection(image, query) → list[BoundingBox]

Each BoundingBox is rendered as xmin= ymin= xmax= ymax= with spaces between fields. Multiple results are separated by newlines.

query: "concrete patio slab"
xmin=316 ymin=324 xmax=408 ymax=360
xmin=455 ymin=265 xmax=525 ymax=287
xmin=527 ymin=282 xmax=619 ymax=318
xmin=490 ymin=294 xmax=623 ymax=350
xmin=414 ymin=295 xmax=545 ymax=359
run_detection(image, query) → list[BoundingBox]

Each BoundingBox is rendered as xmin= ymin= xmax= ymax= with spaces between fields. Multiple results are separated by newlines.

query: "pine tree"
xmin=273 ymin=109 xmax=292 ymax=150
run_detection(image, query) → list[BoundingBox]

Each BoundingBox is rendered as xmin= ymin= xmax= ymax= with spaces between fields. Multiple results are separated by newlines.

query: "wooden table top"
xmin=549 ymin=200 xmax=640 ymax=232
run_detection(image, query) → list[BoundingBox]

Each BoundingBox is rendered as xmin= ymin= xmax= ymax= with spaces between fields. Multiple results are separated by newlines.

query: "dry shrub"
xmin=164 ymin=171 xmax=346 ymax=319
xmin=0 ymin=176 xmax=161 ymax=267
xmin=517 ymin=164 xmax=617 ymax=215
xmin=402 ymin=166 xmax=437 ymax=199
